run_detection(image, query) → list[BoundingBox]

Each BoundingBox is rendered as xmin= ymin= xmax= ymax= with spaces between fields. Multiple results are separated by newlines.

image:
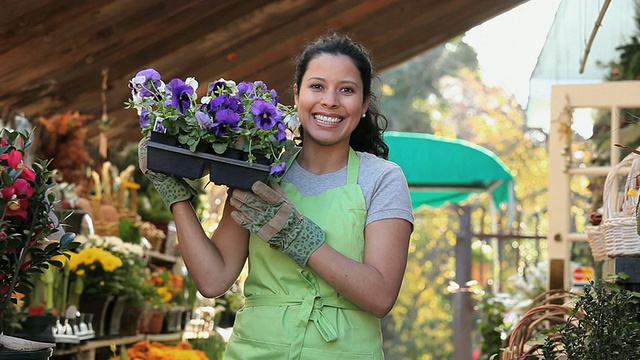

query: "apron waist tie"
xmin=244 ymin=294 xmax=361 ymax=359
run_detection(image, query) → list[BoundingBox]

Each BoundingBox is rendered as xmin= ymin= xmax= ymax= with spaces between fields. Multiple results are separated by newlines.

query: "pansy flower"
xmin=167 ymin=78 xmax=195 ymax=114
xmin=251 ymin=100 xmax=281 ymax=129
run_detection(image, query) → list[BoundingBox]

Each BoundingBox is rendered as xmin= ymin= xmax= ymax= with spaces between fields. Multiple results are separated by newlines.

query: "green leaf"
xmin=49 ymin=260 xmax=64 ymax=268
xmin=619 ymin=271 xmax=630 ymax=281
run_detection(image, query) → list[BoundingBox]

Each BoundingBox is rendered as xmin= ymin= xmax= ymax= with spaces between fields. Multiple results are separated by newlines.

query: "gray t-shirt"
xmin=282 ymin=151 xmax=414 ymax=227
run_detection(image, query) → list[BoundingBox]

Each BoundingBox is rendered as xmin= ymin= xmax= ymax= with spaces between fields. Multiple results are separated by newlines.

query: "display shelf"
xmin=52 ymin=332 xmax=183 ymax=360
xmin=149 ymin=250 xmax=178 ymax=265
xmin=147 ymin=332 xmax=183 ymax=343
xmin=77 ymin=334 xmax=145 ymax=352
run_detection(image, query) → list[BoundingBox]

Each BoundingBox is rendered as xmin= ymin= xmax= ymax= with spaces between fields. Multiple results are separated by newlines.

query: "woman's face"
xmin=295 ymin=54 xmax=370 ymax=148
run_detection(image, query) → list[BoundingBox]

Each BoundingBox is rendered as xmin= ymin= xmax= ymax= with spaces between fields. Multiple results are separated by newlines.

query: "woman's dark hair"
xmin=293 ymin=33 xmax=389 ymax=159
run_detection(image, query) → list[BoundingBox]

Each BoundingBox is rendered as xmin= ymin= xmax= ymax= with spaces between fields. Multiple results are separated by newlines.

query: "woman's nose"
xmin=320 ymin=92 xmax=339 ymax=108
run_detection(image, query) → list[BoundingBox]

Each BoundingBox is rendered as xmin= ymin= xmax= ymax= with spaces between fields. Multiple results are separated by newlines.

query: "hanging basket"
xmin=585 ymin=225 xmax=607 ymax=261
xmin=601 ymin=151 xmax=640 ymax=258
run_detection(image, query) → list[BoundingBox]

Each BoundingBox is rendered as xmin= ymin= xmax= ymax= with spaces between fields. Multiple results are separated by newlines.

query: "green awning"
xmin=385 ymin=131 xmax=514 ymax=208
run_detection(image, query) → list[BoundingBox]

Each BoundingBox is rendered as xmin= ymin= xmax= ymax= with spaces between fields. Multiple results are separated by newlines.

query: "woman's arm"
xmin=171 ymin=196 xmax=249 ymax=298
xmin=307 ymin=217 xmax=412 ymax=318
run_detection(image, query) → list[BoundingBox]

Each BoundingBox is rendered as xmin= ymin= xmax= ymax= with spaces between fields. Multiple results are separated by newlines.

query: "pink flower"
xmin=13 ymin=178 xmax=35 ymax=199
xmin=19 ymin=166 xmax=35 ymax=182
xmin=0 ymin=149 xmax=22 ymax=169
xmin=1 ymin=186 xmax=15 ymax=199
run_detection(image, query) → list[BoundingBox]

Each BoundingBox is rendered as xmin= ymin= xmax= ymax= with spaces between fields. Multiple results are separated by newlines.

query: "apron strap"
xmin=281 ymin=146 xmax=360 ymax=185
xmin=346 ymin=148 xmax=360 ymax=185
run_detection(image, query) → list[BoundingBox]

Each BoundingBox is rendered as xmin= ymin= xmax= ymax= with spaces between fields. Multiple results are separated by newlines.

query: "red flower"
xmin=5 ymin=198 xmax=28 ymax=218
xmin=28 ymin=305 xmax=47 ymax=316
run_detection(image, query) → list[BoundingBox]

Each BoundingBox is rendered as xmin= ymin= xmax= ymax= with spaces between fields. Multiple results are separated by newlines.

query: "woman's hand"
xmin=230 ymin=180 xmax=325 ymax=267
xmin=137 ymin=137 xmax=196 ymax=209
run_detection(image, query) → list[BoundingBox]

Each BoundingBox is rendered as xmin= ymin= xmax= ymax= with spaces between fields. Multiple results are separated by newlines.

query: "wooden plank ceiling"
xmin=0 ymin=0 xmax=526 ymax=152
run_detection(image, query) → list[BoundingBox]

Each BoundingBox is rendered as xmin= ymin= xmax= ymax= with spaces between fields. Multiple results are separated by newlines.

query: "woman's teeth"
xmin=314 ymin=114 xmax=342 ymax=124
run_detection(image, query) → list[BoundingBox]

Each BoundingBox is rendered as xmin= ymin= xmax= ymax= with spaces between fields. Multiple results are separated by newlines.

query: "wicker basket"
xmin=601 ymin=152 xmax=640 ymax=258
xmin=93 ymin=219 xmax=120 ymax=237
xmin=585 ymin=225 xmax=607 ymax=261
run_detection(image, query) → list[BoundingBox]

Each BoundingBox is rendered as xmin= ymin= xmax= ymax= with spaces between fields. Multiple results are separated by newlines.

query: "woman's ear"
xmin=362 ymin=96 xmax=371 ymax=116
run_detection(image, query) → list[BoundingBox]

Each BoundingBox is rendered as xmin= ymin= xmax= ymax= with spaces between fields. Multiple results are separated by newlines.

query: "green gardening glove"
xmin=230 ymin=180 xmax=325 ymax=267
xmin=138 ymin=137 xmax=197 ymax=210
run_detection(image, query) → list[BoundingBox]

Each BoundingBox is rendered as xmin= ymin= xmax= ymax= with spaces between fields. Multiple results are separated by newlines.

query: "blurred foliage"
xmin=118 ymin=218 xmax=141 ymax=244
xmin=189 ymin=333 xmax=227 ymax=360
xmin=539 ymin=278 xmax=640 ymax=359
xmin=380 ymin=37 xmax=549 ymax=359
xmin=113 ymin=142 xmax=206 ymax=222
xmin=380 ymin=37 xmax=478 ymax=134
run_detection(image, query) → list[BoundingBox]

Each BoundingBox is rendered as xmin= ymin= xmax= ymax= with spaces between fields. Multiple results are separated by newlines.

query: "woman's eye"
xmin=310 ymin=84 xmax=323 ymax=90
xmin=341 ymin=87 xmax=355 ymax=93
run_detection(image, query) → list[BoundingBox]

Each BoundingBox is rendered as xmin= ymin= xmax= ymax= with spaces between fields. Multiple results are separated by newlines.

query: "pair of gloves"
xmin=138 ymin=138 xmax=324 ymax=267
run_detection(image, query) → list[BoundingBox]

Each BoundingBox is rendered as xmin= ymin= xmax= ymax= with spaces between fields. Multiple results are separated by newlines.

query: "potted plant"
xmin=540 ymin=276 xmax=640 ymax=359
xmin=147 ymin=266 xmax=184 ymax=333
xmin=125 ymin=69 xmax=298 ymax=188
xmin=0 ymin=128 xmax=79 ymax=358
xmin=501 ymin=274 xmax=640 ymax=359
xmin=70 ymin=234 xmax=147 ymax=337
xmin=66 ymin=236 xmax=128 ymax=338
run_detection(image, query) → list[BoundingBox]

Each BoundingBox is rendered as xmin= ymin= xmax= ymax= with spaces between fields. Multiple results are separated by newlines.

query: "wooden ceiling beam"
xmin=0 ymin=0 xmax=528 ymax=151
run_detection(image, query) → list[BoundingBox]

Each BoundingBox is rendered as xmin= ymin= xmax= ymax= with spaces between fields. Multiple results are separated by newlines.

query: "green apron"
xmin=224 ymin=148 xmax=383 ymax=360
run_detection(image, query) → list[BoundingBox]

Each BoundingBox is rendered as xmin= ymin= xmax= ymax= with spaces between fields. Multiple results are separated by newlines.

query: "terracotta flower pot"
xmin=145 ymin=308 xmax=167 ymax=335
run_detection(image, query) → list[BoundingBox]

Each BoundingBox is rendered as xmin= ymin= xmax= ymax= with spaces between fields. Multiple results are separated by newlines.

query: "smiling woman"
xmin=143 ymin=33 xmax=414 ymax=360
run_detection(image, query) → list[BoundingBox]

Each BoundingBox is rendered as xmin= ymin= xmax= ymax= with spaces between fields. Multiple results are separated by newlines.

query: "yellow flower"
xmin=68 ymin=247 xmax=123 ymax=272
xmin=157 ymin=287 xmax=172 ymax=304
xmin=51 ymin=253 xmax=69 ymax=266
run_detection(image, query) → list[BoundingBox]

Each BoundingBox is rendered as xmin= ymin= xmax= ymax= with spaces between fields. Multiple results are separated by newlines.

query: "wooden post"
xmin=453 ymin=205 xmax=472 ymax=360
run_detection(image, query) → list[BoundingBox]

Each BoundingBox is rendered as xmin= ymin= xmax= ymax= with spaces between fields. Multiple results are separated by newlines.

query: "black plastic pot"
xmin=147 ymin=133 xmax=271 ymax=189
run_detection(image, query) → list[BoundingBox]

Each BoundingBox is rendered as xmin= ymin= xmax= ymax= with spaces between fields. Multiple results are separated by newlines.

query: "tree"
xmin=379 ymin=38 xmax=478 ymax=134
xmin=379 ymin=38 xmax=549 ymax=359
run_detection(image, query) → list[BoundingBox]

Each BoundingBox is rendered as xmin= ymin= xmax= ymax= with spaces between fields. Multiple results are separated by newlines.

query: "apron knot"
xmin=298 ymin=294 xmax=338 ymax=343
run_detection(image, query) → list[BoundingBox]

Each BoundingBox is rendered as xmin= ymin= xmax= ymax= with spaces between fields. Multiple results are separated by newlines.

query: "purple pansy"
xmin=269 ymin=162 xmax=286 ymax=178
xmin=130 ymin=68 xmax=162 ymax=98
xmin=226 ymin=95 xmax=244 ymax=113
xmin=215 ymin=109 xmax=241 ymax=129
xmin=237 ymin=81 xmax=253 ymax=95
xmin=251 ymin=100 xmax=280 ymax=129
xmin=208 ymin=80 xmax=229 ymax=95
xmin=274 ymin=120 xmax=287 ymax=141
xmin=207 ymin=94 xmax=229 ymax=113
xmin=139 ymin=108 xmax=151 ymax=129
xmin=195 ymin=111 xmax=212 ymax=130
xmin=168 ymin=78 xmax=194 ymax=114
xmin=253 ymin=81 xmax=267 ymax=92
xmin=270 ymin=89 xmax=278 ymax=105
xmin=209 ymin=122 xmax=228 ymax=137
